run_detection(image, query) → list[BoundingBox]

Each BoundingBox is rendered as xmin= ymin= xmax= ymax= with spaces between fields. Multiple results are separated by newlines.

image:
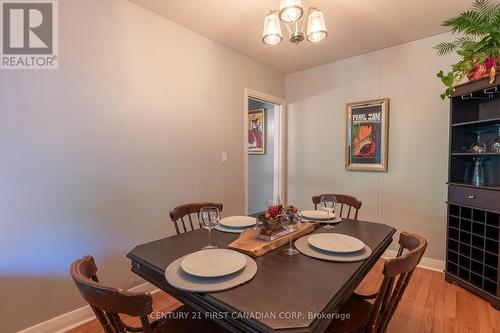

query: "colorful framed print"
xmin=248 ymin=109 xmax=266 ymax=154
xmin=345 ymin=98 xmax=389 ymax=171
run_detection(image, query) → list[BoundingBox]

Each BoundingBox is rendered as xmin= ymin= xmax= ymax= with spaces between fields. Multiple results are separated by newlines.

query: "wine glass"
xmin=282 ymin=213 xmax=302 ymax=256
xmin=320 ymin=195 xmax=336 ymax=230
xmin=491 ymin=125 xmax=500 ymax=153
xmin=266 ymin=195 xmax=281 ymax=209
xmin=471 ymin=130 xmax=487 ymax=153
xmin=199 ymin=207 xmax=220 ymax=250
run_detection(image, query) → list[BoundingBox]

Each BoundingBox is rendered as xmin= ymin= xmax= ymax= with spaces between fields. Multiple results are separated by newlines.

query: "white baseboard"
xmin=17 ymin=282 xmax=159 ymax=333
xmin=382 ymin=250 xmax=445 ymax=272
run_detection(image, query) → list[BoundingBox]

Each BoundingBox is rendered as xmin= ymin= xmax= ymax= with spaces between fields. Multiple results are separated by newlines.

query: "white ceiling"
xmin=129 ymin=0 xmax=473 ymax=73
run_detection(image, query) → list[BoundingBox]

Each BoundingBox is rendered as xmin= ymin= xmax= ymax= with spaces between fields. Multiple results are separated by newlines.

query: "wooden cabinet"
xmin=448 ymin=185 xmax=500 ymax=212
xmin=446 ymin=77 xmax=500 ymax=309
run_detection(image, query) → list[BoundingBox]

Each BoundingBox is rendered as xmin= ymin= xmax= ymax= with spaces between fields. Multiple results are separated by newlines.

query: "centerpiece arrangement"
xmin=227 ymin=205 xmax=316 ymax=257
xmin=258 ymin=204 xmax=298 ymax=240
xmin=436 ymin=0 xmax=500 ymax=99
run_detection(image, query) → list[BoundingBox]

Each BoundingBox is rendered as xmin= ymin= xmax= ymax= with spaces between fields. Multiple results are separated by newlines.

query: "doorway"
xmin=244 ymin=89 xmax=286 ymax=215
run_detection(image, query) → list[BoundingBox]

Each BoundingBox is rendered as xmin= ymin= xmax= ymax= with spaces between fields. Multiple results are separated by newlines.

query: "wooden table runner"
xmin=227 ymin=222 xmax=317 ymax=257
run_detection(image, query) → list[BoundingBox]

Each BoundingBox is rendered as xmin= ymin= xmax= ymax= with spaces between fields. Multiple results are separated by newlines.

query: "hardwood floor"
xmin=66 ymin=291 xmax=183 ymax=333
xmin=68 ymin=263 xmax=500 ymax=333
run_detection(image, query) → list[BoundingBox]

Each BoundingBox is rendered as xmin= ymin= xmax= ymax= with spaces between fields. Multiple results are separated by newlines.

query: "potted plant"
xmin=436 ymin=0 xmax=500 ymax=99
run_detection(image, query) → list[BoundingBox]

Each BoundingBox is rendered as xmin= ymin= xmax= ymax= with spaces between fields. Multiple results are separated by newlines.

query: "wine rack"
xmin=446 ymin=205 xmax=499 ymax=296
xmin=446 ymin=76 xmax=500 ymax=309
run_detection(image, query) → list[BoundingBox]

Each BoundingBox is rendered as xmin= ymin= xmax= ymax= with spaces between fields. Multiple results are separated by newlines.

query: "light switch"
xmin=221 ymin=152 xmax=228 ymax=163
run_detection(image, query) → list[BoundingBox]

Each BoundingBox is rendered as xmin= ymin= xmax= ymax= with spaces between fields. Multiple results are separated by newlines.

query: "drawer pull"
xmin=468 ymin=195 xmax=476 ymax=199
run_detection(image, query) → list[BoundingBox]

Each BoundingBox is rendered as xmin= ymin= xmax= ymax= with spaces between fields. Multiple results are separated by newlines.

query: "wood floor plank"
xmin=67 ymin=267 xmax=500 ymax=333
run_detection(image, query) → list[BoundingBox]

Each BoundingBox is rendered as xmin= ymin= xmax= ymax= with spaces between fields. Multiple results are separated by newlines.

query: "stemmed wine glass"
xmin=320 ymin=195 xmax=336 ymax=230
xmin=199 ymin=207 xmax=220 ymax=250
xmin=282 ymin=213 xmax=302 ymax=256
xmin=470 ymin=130 xmax=487 ymax=153
xmin=492 ymin=125 xmax=500 ymax=153
xmin=266 ymin=196 xmax=281 ymax=209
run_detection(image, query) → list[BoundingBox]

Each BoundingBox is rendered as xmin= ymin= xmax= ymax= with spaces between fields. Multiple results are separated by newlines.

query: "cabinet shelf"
xmin=448 ymin=182 xmax=500 ymax=192
xmin=451 ymin=152 xmax=500 ymax=156
xmin=452 ymin=117 xmax=500 ymax=127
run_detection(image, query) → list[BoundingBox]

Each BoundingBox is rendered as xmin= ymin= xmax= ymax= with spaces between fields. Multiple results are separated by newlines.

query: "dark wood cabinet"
xmin=446 ymin=76 xmax=500 ymax=309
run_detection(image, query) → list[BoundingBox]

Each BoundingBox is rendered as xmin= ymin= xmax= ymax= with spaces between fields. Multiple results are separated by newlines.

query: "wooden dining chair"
xmin=312 ymin=194 xmax=362 ymax=220
xmin=169 ymin=202 xmax=223 ymax=235
xmin=71 ymin=255 xmax=226 ymax=333
xmin=326 ymin=232 xmax=428 ymax=333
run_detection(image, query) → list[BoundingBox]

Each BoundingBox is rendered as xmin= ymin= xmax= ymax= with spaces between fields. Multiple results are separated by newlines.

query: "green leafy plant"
xmin=436 ymin=0 xmax=500 ymax=99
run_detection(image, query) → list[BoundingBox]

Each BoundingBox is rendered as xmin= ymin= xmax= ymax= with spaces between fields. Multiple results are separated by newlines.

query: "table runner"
xmin=227 ymin=222 xmax=317 ymax=257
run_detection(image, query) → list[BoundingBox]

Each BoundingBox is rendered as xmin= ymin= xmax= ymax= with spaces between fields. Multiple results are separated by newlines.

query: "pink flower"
xmin=485 ymin=57 xmax=496 ymax=71
xmin=472 ymin=63 xmax=486 ymax=80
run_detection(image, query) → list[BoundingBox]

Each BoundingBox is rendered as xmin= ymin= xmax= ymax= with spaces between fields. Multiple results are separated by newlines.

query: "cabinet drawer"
xmin=448 ymin=185 xmax=500 ymax=213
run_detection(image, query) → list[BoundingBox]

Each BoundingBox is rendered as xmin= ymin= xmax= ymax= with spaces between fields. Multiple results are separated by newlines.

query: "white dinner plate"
xmin=165 ymin=255 xmax=257 ymax=292
xmin=181 ymin=249 xmax=247 ymax=278
xmin=300 ymin=210 xmax=335 ymax=221
xmin=219 ymin=216 xmax=256 ymax=229
xmin=215 ymin=224 xmax=249 ymax=234
xmin=307 ymin=233 xmax=365 ymax=253
xmin=295 ymin=236 xmax=372 ymax=262
xmin=314 ymin=217 xmax=342 ymax=224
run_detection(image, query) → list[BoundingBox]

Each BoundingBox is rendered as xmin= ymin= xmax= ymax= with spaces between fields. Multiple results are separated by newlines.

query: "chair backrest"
xmin=368 ymin=232 xmax=428 ymax=333
xmin=169 ymin=202 xmax=223 ymax=235
xmin=71 ymin=256 xmax=154 ymax=333
xmin=312 ymin=194 xmax=362 ymax=220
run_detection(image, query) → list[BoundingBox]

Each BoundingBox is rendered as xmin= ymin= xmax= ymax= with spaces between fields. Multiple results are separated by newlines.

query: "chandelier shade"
xmin=279 ymin=0 xmax=303 ymax=23
xmin=262 ymin=2 xmax=327 ymax=46
xmin=306 ymin=9 xmax=327 ymax=42
xmin=262 ymin=11 xmax=283 ymax=45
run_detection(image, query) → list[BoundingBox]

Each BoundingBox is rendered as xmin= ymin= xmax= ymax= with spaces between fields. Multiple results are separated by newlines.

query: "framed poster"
xmin=248 ymin=109 xmax=266 ymax=154
xmin=345 ymin=98 xmax=389 ymax=171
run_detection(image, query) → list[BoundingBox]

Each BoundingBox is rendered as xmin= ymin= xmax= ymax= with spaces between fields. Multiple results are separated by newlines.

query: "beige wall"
xmin=0 ymin=1 xmax=284 ymax=332
xmin=286 ymin=33 xmax=458 ymax=261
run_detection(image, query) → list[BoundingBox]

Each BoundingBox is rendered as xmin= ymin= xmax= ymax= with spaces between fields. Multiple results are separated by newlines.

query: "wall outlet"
xmin=221 ymin=152 xmax=228 ymax=163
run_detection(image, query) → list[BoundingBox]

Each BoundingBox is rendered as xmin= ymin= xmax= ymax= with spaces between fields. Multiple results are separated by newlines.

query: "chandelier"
xmin=262 ymin=0 xmax=327 ymax=45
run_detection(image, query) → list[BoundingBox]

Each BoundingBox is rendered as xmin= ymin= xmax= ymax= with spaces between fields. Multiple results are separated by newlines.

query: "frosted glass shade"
xmin=279 ymin=0 xmax=303 ymax=23
xmin=262 ymin=12 xmax=282 ymax=45
xmin=306 ymin=9 xmax=327 ymax=42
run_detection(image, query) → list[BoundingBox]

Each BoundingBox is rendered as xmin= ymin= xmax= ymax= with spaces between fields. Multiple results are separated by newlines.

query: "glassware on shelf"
xmin=471 ymin=157 xmax=484 ymax=186
xmin=463 ymin=159 xmax=473 ymax=183
xmin=470 ymin=130 xmax=487 ymax=153
xmin=492 ymin=125 xmax=500 ymax=153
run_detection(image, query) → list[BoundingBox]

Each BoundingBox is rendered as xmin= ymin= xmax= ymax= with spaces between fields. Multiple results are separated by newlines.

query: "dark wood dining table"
xmin=127 ymin=218 xmax=396 ymax=333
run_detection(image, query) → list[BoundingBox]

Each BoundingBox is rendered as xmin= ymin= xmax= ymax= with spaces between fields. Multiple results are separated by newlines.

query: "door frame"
xmin=244 ymin=88 xmax=287 ymax=214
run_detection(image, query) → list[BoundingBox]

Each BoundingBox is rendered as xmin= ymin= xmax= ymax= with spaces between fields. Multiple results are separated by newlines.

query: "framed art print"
xmin=248 ymin=109 xmax=265 ymax=154
xmin=345 ymin=98 xmax=389 ymax=171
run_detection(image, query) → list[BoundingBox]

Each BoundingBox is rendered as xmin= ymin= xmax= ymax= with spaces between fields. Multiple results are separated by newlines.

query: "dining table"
xmin=127 ymin=217 xmax=396 ymax=333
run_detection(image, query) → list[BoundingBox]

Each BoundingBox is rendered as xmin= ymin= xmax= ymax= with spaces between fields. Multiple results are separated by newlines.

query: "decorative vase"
xmin=472 ymin=158 xmax=484 ymax=186
xmin=257 ymin=214 xmax=286 ymax=236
